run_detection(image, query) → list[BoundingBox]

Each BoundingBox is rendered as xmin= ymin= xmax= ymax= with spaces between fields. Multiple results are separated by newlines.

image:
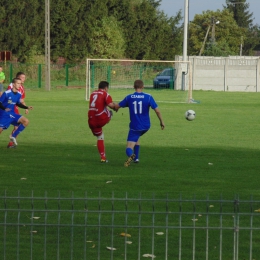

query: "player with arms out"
xmin=0 ymin=77 xmax=33 ymax=147
xmin=7 ymin=72 xmax=28 ymax=148
xmin=88 ymin=81 xmax=117 ymax=163
xmin=114 ymin=79 xmax=165 ymax=167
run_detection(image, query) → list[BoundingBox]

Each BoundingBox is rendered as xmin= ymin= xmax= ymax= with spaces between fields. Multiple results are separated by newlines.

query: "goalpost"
xmin=86 ymin=58 xmax=193 ymax=103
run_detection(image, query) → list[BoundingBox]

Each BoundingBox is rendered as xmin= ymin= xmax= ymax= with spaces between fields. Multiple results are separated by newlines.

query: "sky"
xmin=159 ymin=0 xmax=260 ymax=25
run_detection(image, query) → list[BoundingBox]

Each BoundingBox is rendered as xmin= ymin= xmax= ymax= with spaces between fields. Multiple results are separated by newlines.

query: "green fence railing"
xmin=0 ymin=62 xmax=86 ymax=89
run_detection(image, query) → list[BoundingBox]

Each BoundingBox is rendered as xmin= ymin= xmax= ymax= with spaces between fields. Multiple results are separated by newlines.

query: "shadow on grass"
xmin=1 ymin=142 xmax=260 ymax=199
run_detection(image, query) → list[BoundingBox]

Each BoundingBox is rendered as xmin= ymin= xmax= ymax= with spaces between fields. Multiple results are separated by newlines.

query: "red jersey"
xmin=88 ymin=89 xmax=113 ymax=121
xmin=8 ymin=83 xmax=26 ymax=114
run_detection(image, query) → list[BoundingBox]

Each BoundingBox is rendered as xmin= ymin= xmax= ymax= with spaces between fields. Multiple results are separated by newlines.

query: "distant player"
xmin=88 ymin=81 xmax=117 ymax=163
xmin=7 ymin=72 xmax=27 ymax=148
xmin=0 ymin=78 xmax=33 ymax=147
xmin=0 ymin=66 xmax=5 ymax=96
xmin=114 ymin=79 xmax=165 ymax=167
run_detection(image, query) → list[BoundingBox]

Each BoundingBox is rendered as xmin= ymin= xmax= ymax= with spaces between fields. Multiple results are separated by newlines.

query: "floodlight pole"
xmin=45 ymin=0 xmax=51 ymax=91
xmin=181 ymin=0 xmax=189 ymax=91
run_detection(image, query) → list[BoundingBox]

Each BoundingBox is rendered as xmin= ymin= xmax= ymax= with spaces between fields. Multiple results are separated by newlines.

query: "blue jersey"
xmin=119 ymin=92 xmax=158 ymax=131
xmin=0 ymin=89 xmax=22 ymax=116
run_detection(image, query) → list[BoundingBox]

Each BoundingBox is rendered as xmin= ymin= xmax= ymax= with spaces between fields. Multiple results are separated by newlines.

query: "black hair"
xmin=12 ymin=77 xmax=21 ymax=83
xmin=16 ymin=72 xmax=25 ymax=78
xmin=98 ymin=81 xmax=109 ymax=89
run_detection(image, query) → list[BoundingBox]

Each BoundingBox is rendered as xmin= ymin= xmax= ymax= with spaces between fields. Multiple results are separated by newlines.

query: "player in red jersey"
xmin=88 ymin=81 xmax=117 ymax=163
xmin=7 ymin=72 xmax=28 ymax=148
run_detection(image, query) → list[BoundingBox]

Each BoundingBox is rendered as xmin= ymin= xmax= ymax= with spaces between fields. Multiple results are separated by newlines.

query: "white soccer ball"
xmin=185 ymin=110 xmax=196 ymax=121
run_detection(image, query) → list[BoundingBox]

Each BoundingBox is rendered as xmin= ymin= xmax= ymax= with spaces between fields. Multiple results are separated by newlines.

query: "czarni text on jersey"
xmin=131 ymin=95 xmax=144 ymax=98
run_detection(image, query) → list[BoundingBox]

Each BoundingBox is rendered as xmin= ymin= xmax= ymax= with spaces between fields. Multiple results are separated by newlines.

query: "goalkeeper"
xmin=114 ymin=79 xmax=165 ymax=167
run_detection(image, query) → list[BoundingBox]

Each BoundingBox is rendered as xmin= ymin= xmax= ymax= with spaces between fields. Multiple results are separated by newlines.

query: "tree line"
xmin=0 ymin=0 xmax=259 ymax=63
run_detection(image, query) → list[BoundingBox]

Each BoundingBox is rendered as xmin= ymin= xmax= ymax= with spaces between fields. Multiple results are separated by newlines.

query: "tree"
xmin=1 ymin=0 xmax=44 ymax=62
xmin=224 ymin=0 xmax=253 ymax=28
xmin=0 ymin=0 xmax=183 ymax=62
xmin=91 ymin=16 xmax=125 ymax=58
xmin=50 ymin=0 xmax=82 ymax=62
xmin=203 ymin=41 xmax=237 ymax=56
xmin=114 ymin=0 xmax=182 ymax=60
xmin=224 ymin=0 xmax=259 ymax=55
xmin=189 ymin=9 xmax=246 ymax=56
xmin=147 ymin=0 xmax=162 ymax=9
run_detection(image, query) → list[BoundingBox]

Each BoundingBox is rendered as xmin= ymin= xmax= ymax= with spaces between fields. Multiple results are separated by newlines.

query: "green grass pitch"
xmin=1 ymin=88 xmax=260 ymax=259
xmin=0 ymin=88 xmax=260 ymax=199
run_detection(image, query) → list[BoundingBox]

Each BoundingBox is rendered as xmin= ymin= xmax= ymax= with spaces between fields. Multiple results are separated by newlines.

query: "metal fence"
xmin=0 ymin=62 xmax=86 ymax=89
xmin=1 ymin=191 xmax=260 ymax=260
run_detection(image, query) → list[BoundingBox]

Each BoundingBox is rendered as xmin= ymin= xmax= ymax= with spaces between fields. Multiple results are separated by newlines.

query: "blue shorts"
xmin=127 ymin=129 xmax=148 ymax=142
xmin=0 ymin=111 xmax=22 ymax=129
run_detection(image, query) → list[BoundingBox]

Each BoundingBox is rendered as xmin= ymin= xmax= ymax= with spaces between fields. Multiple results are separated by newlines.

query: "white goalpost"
xmin=86 ymin=58 xmax=193 ymax=103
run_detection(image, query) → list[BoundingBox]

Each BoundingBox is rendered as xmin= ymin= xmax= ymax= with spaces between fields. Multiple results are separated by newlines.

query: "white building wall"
xmin=175 ymin=56 xmax=260 ymax=92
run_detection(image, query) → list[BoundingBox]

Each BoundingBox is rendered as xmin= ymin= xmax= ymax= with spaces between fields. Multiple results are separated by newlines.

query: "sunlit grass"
xmin=1 ymin=88 xmax=260 ymax=258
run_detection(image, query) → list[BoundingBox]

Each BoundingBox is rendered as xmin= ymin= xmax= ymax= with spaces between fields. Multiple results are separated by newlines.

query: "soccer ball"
xmin=185 ymin=110 xmax=196 ymax=121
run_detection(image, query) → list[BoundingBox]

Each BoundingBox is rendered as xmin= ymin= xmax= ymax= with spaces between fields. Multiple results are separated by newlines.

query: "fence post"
xmin=38 ymin=64 xmax=42 ymax=88
xmin=65 ymin=64 xmax=69 ymax=86
xmin=9 ymin=63 xmax=13 ymax=82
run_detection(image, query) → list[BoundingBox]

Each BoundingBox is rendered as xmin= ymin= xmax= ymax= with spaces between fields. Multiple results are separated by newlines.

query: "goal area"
xmin=86 ymin=58 xmax=193 ymax=103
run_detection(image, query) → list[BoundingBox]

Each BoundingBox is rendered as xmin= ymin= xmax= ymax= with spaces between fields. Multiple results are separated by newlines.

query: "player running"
xmin=114 ymin=79 xmax=165 ymax=167
xmin=0 ymin=77 xmax=33 ymax=147
xmin=88 ymin=81 xmax=117 ymax=163
xmin=7 ymin=72 xmax=27 ymax=148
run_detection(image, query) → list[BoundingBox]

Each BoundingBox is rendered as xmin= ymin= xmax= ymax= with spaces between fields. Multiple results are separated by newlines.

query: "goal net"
xmin=86 ymin=58 xmax=193 ymax=103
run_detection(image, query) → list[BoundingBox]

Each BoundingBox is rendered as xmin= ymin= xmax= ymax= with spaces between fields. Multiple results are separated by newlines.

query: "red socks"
xmin=97 ymin=139 xmax=106 ymax=160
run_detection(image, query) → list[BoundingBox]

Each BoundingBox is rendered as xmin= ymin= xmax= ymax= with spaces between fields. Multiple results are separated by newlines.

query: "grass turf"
xmin=1 ymin=88 xmax=260 ymax=258
xmin=1 ymin=88 xmax=260 ymax=199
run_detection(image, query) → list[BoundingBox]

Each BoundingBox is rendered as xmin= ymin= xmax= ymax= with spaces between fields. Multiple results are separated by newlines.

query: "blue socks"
xmin=126 ymin=145 xmax=140 ymax=159
xmin=12 ymin=124 xmax=25 ymax=138
xmin=126 ymin=147 xmax=133 ymax=157
xmin=134 ymin=145 xmax=140 ymax=160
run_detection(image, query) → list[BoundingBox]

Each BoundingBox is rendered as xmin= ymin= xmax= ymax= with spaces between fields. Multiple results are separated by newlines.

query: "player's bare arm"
xmin=154 ymin=108 xmax=165 ymax=130
xmin=108 ymin=102 xmax=118 ymax=111
xmin=113 ymin=103 xmax=120 ymax=112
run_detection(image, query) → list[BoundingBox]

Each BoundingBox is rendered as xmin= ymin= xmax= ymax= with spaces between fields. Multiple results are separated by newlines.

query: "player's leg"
xmin=125 ymin=141 xmax=136 ymax=167
xmin=134 ymin=140 xmax=140 ymax=163
xmin=0 ymin=114 xmax=13 ymax=147
xmin=10 ymin=116 xmax=29 ymax=146
xmin=125 ymin=130 xmax=148 ymax=167
xmin=7 ymin=106 xmax=20 ymax=147
xmin=97 ymin=132 xmax=108 ymax=163
xmin=124 ymin=130 xmax=139 ymax=167
xmin=89 ymin=119 xmax=108 ymax=163
xmin=7 ymin=126 xmax=18 ymax=148
xmin=97 ymin=117 xmax=112 ymax=162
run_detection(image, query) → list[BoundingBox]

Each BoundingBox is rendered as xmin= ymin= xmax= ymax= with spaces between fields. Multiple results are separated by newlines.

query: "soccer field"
xmin=0 ymin=88 xmax=260 ymax=199
xmin=1 ymin=88 xmax=260 ymax=259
